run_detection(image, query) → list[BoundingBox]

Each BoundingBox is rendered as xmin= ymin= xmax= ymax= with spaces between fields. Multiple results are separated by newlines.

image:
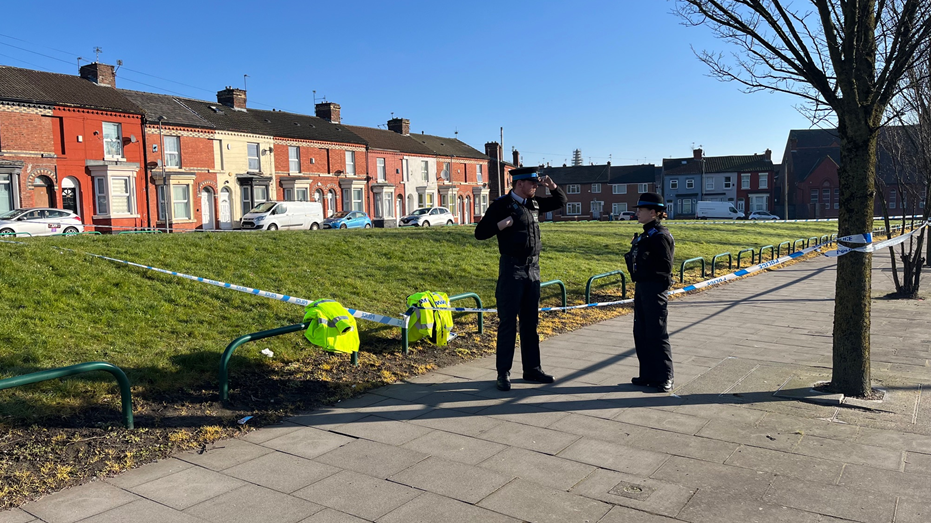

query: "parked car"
xmin=399 ymin=207 xmax=455 ymax=227
xmin=0 ymin=208 xmax=84 ymax=237
xmin=615 ymin=211 xmax=636 ymax=221
xmin=748 ymin=211 xmax=779 ymax=220
xmin=241 ymin=201 xmax=324 ymax=230
xmin=323 ymin=210 xmax=372 ymax=229
xmin=695 ymin=201 xmax=745 ymax=220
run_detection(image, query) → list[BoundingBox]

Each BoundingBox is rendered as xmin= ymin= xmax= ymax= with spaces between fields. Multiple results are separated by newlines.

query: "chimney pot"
xmin=79 ymin=62 xmax=116 ymax=88
xmin=485 ymin=142 xmax=500 ymax=159
xmin=217 ymin=87 xmax=247 ymax=110
xmin=315 ymin=102 xmax=341 ymax=123
xmin=764 ymin=148 xmax=772 ymax=160
xmin=387 ymin=118 xmax=410 ymax=135
xmin=512 ymin=149 xmax=520 ymax=166
xmin=693 ymin=148 xmax=703 ymax=160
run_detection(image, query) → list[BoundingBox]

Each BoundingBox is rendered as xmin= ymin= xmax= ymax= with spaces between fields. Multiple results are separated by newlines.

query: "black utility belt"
xmin=501 ymin=254 xmax=539 ymax=266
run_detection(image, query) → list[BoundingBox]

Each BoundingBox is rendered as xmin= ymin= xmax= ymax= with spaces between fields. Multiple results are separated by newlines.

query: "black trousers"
xmin=633 ymin=280 xmax=674 ymax=382
xmin=495 ymin=257 xmax=542 ymax=374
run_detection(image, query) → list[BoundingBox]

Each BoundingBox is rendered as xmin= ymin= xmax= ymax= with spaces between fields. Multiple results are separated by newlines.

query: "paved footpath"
xmin=4 ymin=251 xmax=930 ymax=523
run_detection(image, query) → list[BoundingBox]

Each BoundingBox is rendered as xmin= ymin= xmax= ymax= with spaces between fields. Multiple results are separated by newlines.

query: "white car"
xmin=616 ymin=211 xmax=636 ymax=221
xmin=399 ymin=207 xmax=455 ymax=227
xmin=0 ymin=208 xmax=85 ymax=237
xmin=748 ymin=211 xmax=779 ymax=220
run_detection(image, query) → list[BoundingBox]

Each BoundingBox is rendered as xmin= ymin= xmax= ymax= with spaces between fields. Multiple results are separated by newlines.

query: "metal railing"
xmin=776 ymin=241 xmax=791 ymax=257
xmin=449 ymin=292 xmax=483 ymax=334
xmin=541 ymin=280 xmax=567 ymax=308
xmin=758 ymin=245 xmax=775 ymax=262
xmin=0 ymin=362 xmax=134 ymax=428
xmin=736 ymin=248 xmax=755 ymax=268
xmin=0 ymin=231 xmax=32 ymax=237
xmin=793 ymin=238 xmax=806 ymax=253
xmin=679 ymin=257 xmax=705 ymax=283
xmin=585 ymin=270 xmax=627 ymax=303
xmin=710 ymin=252 xmax=732 ymax=277
xmin=807 ymin=236 xmax=819 ymax=247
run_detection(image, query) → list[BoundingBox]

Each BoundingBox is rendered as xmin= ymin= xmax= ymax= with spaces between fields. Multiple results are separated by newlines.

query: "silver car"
xmin=399 ymin=207 xmax=455 ymax=227
xmin=0 ymin=208 xmax=85 ymax=237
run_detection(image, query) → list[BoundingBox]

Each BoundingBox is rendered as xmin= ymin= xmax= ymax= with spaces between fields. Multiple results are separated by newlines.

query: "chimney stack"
xmin=512 ymin=149 xmax=520 ymax=166
xmin=79 ymin=62 xmax=115 ymax=87
xmin=315 ymin=102 xmax=341 ymax=123
xmin=764 ymin=148 xmax=772 ymax=160
xmin=217 ymin=87 xmax=247 ymax=110
xmin=485 ymin=142 xmax=501 ymax=159
xmin=387 ymin=118 xmax=410 ymax=135
xmin=692 ymin=148 xmax=703 ymax=161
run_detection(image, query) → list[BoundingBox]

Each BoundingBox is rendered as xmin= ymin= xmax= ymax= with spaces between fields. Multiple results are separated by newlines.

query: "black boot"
xmin=496 ymin=372 xmax=511 ymax=391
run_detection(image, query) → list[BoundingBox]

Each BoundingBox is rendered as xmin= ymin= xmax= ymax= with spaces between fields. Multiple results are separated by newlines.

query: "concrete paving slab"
xmin=597 ymin=505 xmax=681 ymax=523
xmin=285 ymin=410 xmax=368 ymax=431
xmin=761 ymin=474 xmax=896 ymax=523
xmin=557 ymin=438 xmax=668 ymax=476
xmin=650 ymin=455 xmax=774 ymax=497
xmin=407 ymin=407 xmax=504 ymax=437
xmin=329 ymin=415 xmax=434 ymax=445
xmin=175 ymin=438 xmax=273 ymax=471
xmin=894 ymin=498 xmax=931 ymax=523
xmin=792 ymin=434 xmax=903 ymax=470
xmin=477 ymin=419 xmax=580 ymax=455
xmin=695 ymin=418 xmax=802 ymax=451
xmin=673 ymin=402 xmax=767 ymax=425
xmin=126 ymin=466 xmax=246 ymax=511
xmin=292 ymin=470 xmax=420 ymax=521
xmin=388 ymin=456 xmax=512 ymax=503
xmin=570 ymin=468 xmax=694 ymax=517
xmin=258 ymin=426 xmax=354 ymax=459
xmin=223 ymin=451 xmax=341 ymax=493
xmin=297 ymin=508 xmax=367 ymax=523
xmin=477 ymin=401 xmax=571 ymax=428
xmin=240 ymin=421 xmax=304 ymax=443
xmin=723 ymin=444 xmax=844 ymax=484
xmin=313 ymin=438 xmax=428 ymax=478
xmin=0 ymin=510 xmax=35 ymax=523
xmin=905 ymin=450 xmax=931 ymax=474
xmin=856 ymin=426 xmax=931 ymax=453
xmin=478 ymin=446 xmax=596 ymax=491
xmin=836 ymin=463 xmax=931 ymax=502
xmin=75 ymin=499 xmax=208 ymax=523
xmin=518 ymin=394 xmax=627 ymax=420
xmin=20 ymin=481 xmax=139 ymax=523
xmin=378 ymin=492 xmax=521 ymax=523
xmin=756 ymin=411 xmax=861 ymax=440
xmin=626 ymin=425 xmax=739 ymax=463
xmin=400 ymin=429 xmax=506 ymax=465
xmin=676 ymin=488 xmax=822 ymax=523
xmin=478 ymin=478 xmax=611 ymax=523
xmin=105 ymin=457 xmax=193 ymax=489
xmin=183 ymin=484 xmax=323 ymax=523
xmin=419 ymin=390 xmax=500 ymax=413
xmin=614 ymin=407 xmax=710 ymax=435
xmin=349 ymin=397 xmax=434 ymax=421
xmin=547 ymin=412 xmax=644 ymax=444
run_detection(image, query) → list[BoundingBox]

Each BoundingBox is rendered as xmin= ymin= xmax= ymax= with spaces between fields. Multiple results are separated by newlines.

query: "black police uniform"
xmin=475 ymin=184 xmax=567 ymax=377
xmin=625 ymin=218 xmax=675 ymax=387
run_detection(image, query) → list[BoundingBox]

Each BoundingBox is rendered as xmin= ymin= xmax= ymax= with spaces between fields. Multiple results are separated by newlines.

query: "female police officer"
xmin=624 ymin=192 xmax=676 ymax=393
xmin=475 ymin=166 xmax=567 ymax=391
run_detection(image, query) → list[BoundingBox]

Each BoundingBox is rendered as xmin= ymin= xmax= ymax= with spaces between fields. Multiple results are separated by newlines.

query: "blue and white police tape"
xmin=824 ymin=222 xmax=929 ymax=257
xmin=70 ymin=250 xmax=406 ymax=328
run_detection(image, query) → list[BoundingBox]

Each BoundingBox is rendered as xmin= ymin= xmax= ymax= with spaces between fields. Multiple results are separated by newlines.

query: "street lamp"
xmin=157 ymin=116 xmax=172 ymax=232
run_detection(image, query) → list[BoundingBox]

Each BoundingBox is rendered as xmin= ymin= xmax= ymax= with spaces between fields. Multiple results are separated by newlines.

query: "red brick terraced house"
xmin=540 ymin=163 xmax=657 ymax=221
xmin=413 ymin=132 xmax=491 ymax=224
xmin=0 ymin=64 xmax=147 ymax=231
xmin=662 ymin=149 xmax=775 ymax=219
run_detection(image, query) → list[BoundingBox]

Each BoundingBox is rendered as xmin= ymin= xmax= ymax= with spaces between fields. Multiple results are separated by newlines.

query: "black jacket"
xmin=625 ymin=220 xmax=675 ymax=285
xmin=474 ymin=187 xmax=568 ymax=259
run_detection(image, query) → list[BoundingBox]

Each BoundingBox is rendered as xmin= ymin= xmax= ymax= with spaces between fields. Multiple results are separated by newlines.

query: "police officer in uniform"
xmin=475 ymin=166 xmax=567 ymax=391
xmin=624 ymin=192 xmax=676 ymax=393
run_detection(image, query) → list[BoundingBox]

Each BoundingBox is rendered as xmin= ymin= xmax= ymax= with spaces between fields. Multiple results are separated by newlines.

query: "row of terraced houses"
xmin=1 ymin=62 xmax=923 ymax=229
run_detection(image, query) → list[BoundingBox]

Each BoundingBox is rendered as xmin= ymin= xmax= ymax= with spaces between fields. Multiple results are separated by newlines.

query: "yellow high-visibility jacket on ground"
xmin=406 ymin=291 xmax=454 ymax=346
xmin=303 ymin=299 xmax=359 ymax=354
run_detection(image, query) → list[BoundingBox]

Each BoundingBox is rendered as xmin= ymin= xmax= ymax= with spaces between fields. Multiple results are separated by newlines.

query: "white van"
xmin=695 ymin=201 xmax=745 ymax=220
xmin=240 ymin=201 xmax=324 ymax=230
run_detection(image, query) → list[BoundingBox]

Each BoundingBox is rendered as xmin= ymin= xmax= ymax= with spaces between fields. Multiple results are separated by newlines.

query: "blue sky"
xmin=1 ymin=1 xmax=815 ymax=166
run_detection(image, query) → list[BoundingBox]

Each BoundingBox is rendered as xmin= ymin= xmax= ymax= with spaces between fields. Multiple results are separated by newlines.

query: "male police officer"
xmin=475 ymin=166 xmax=567 ymax=391
xmin=624 ymin=192 xmax=676 ymax=392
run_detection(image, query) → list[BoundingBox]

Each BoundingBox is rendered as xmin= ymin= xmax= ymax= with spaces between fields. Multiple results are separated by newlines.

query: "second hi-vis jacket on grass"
xmin=406 ymin=291 xmax=454 ymax=346
xmin=303 ymin=299 xmax=359 ymax=354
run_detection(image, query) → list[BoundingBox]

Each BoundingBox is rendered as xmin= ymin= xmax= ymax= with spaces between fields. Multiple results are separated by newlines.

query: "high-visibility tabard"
xmin=303 ymin=299 xmax=360 ymax=354
xmin=406 ymin=291 xmax=454 ymax=346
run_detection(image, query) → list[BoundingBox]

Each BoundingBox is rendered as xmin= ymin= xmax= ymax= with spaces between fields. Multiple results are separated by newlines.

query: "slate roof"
xmin=343 ymin=125 xmax=435 ymax=155
xmin=786 ymin=127 xmax=925 ymax=184
xmin=542 ymin=164 xmax=656 ymax=185
xmin=790 ymin=147 xmax=840 ymax=182
xmin=788 ymin=128 xmax=841 ymax=149
xmin=119 ymin=90 xmax=214 ymax=129
xmin=662 ymin=154 xmax=774 ymax=176
xmin=413 ymin=133 xmax=489 ymax=160
xmin=0 ymin=65 xmax=142 ymax=113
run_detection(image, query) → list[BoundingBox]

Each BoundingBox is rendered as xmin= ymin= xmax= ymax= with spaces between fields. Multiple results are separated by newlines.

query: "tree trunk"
xmin=832 ymin=116 xmax=876 ymax=396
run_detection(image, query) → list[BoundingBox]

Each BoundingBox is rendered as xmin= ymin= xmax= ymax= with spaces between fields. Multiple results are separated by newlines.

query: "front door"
xmin=201 ymin=188 xmax=216 ymax=230
xmin=219 ymin=188 xmax=232 ymax=230
xmin=34 ymin=176 xmax=54 ymax=207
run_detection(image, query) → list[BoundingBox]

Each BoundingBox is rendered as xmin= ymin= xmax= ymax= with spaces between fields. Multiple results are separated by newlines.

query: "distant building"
xmin=572 ymin=149 xmax=582 ymax=166
xmin=540 ymin=163 xmax=657 ymax=221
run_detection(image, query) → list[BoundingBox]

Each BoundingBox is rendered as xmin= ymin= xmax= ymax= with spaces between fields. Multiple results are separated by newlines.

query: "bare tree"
xmin=675 ymin=0 xmax=931 ymax=395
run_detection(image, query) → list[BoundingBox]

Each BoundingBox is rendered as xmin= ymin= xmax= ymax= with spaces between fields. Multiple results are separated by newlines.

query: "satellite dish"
xmin=130 ymin=135 xmax=137 ymax=143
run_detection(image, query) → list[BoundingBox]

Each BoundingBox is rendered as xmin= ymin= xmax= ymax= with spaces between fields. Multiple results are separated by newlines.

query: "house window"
xmin=377 ymin=158 xmax=386 ymax=182
xmin=591 ymin=183 xmax=601 ymax=194
xmin=724 ymin=176 xmax=733 ymax=189
xmin=888 ymin=190 xmax=896 ymax=209
xmin=374 ymin=194 xmax=382 ymax=218
xmin=314 ymin=189 xmax=323 ymax=203
xmin=421 ymin=160 xmax=429 ymax=181
xmin=173 ymin=185 xmax=191 ymax=219
xmin=834 ymin=188 xmax=839 ymax=209
xmin=164 ymin=136 xmax=181 ymax=168
xmin=254 ymin=186 xmax=268 ymax=205
xmin=289 ymin=146 xmax=300 ymax=173
xmin=759 ymin=173 xmax=768 ymax=189
xmin=345 ymin=151 xmax=356 ymax=175
xmin=402 ymin=159 xmax=409 ymax=182
xmin=741 ymin=173 xmax=750 ymax=189
xmin=822 ymin=188 xmax=830 ymax=209
xmin=0 ymin=174 xmax=13 ymax=213
xmin=681 ymin=199 xmax=693 ymax=214
xmin=638 ymin=183 xmax=649 ymax=193
xmin=296 ymin=188 xmax=309 ymax=201
xmin=156 ymin=185 xmax=166 ymax=220
xmin=385 ymin=193 xmax=393 ymax=217
xmin=567 ymin=184 xmax=581 ymax=194
xmin=442 ymin=162 xmax=450 ymax=181
xmin=669 ymin=179 xmax=678 ymax=190
xmin=612 ymin=184 xmax=627 ymax=194
xmin=94 ymin=176 xmax=135 ymax=215
xmin=686 ymin=179 xmax=695 ymax=189
xmin=476 ymin=164 xmax=483 ymax=183
xmin=284 ymin=188 xmax=293 ymax=201
xmin=737 ymin=198 xmax=745 ymax=212
xmin=751 ymin=195 xmax=768 ymax=212
xmin=706 ymin=178 xmax=714 ymax=190
xmin=612 ymin=203 xmax=628 ymax=214
xmin=426 ymin=192 xmax=434 ymax=207
xmin=102 ymin=122 xmax=123 ymax=159
xmin=95 ymin=177 xmax=109 ymax=214
xmin=566 ymin=202 xmax=581 ymax=215
xmin=810 ymin=189 xmax=819 ymax=204
xmin=481 ymin=194 xmax=488 ymax=214
xmin=247 ymin=143 xmax=260 ymax=172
